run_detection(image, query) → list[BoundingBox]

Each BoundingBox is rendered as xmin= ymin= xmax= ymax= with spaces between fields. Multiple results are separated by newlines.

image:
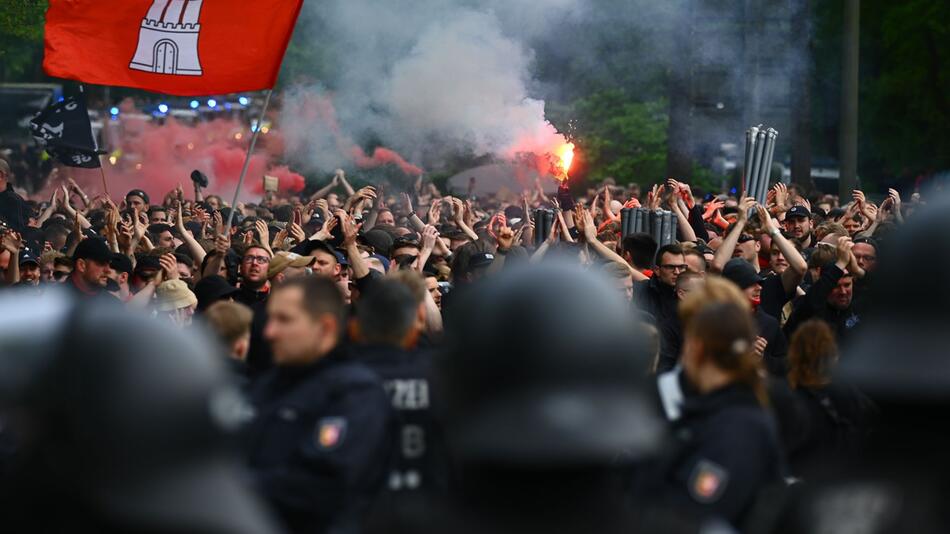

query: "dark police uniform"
xmin=247 ymin=347 xmax=394 ymax=534
xmin=652 ymin=383 xmax=786 ymax=528
xmin=354 ymin=345 xmax=445 ymax=493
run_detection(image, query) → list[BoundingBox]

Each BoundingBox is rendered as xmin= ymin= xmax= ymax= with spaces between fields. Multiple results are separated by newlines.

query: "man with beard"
xmin=781 ymin=205 xmax=815 ymax=250
xmin=16 ymin=251 xmax=40 ymax=286
xmin=784 ymin=237 xmax=860 ymax=340
xmin=67 ymin=238 xmax=115 ymax=298
xmin=235 ymin=243 xmax=274 ymax=377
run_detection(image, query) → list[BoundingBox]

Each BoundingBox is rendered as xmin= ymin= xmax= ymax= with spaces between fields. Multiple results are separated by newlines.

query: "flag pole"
xmin=224 ymin=88 xmax=274 ymax=231
xmin=98 ymin=158 xmax=110 ymax=197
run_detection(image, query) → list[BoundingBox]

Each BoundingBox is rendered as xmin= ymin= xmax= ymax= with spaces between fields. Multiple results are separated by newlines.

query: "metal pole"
xmin=748 ymin=129 xmax=767 ymax=200
xmin=839 ymin=0 xmax=860 ymax=199
xmin=225 ymin=88 xmax=274 ymax=231
xmin=743 ymin=126 xmax=758 ymax=196
xmin=758 ymin=129 xmax=778 ymax=204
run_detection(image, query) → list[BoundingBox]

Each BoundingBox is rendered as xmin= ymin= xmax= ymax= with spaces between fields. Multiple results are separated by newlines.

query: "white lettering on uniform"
xmin=384 ymin=379 xmax=430 ymax=410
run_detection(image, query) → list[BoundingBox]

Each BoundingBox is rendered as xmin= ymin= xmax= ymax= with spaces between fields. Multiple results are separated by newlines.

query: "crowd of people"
xmin=0 ymin=152 xmax=945 ymax=533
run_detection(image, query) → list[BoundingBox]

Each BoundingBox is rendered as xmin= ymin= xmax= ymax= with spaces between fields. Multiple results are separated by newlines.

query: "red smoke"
xmin=284 ymin=91 xmax=424 ymax=177
xmin=51 ymin=99 xmax=304 ymax=202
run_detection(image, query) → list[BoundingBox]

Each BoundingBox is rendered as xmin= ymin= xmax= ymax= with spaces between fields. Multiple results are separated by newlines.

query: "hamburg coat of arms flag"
xmin=43 ymin=0 xmax=304 ymax=96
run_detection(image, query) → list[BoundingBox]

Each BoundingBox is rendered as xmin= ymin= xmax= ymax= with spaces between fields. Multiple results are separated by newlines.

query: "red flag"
xmin=43 ymin=0 xmax=303 ymax=96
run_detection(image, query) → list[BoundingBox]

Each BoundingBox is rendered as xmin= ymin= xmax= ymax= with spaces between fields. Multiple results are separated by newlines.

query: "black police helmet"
xmin=436 ymin=261 xmax=663 ymax=465
xmin=837 ymin=193 xmax=950 ymax=401
xmin=0 ymin=290 xmax=280 ymax=534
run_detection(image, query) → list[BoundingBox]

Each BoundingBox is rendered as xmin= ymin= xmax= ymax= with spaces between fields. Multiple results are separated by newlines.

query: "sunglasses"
xmin=52 ymin=271 xmax=70 ymax=280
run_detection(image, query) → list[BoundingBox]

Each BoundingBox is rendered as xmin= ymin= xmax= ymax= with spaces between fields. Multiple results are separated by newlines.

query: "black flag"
xmin=30 ymin=93 xmax=103 ymax=169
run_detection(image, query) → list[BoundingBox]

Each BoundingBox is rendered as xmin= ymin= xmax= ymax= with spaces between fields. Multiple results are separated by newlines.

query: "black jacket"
xmin=650 ymin=384 xmax=786 ymax=528
xmin=352 ymin=345 xmax=446 ymax=494
xmin=246 ymin=348 xmax=394 ymax=534
xmin=756 ymin=308 xmax=788 ymax=377
xmin=0 ymin=183 xmax=29 ymax=233
xmin=634 ymin=276 xmax=678 ymax=329
xmin=784 ymin=264 xmax=860 ymax=339
xmin=787 ymin=383 xmax=876 ymax=476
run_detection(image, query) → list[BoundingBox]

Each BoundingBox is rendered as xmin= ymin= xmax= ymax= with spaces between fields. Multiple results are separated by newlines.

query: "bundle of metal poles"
xmin=619 ymin=208 xmax=677 ymax=246
xmin=743 ymin=125 xmax=779 ymax=205
xmin=534 ymin=208 xmax=557 ymax=247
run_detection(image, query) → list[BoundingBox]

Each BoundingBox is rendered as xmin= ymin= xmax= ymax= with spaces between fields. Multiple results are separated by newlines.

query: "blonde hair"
xmin=678 ymin=275 xmax=750 ymax=328
xmin=203 ymin=301 xmax=253 ymax=346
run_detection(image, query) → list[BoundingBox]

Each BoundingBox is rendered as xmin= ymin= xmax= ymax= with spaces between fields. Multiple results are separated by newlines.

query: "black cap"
xmin=125 ymin=189 xmax=150 ymax=205
xmin=786 ymin=205 xmax=811 ymax=219
xmin=437 ymin=262 xmax=663 ymax=464
xmin=109 ymin=253 xmax=133 ymax=275
xmin=360 ymin=228 xmax=394 ymax=257
xmin=18 ymin=250 xmax=39 ymax=266
xmin=468 ymin=252 xmax=495 ymax=269
xmin=722 ymin=258 xmax=766 ymax=289
xmin=72 ymin=237 xmax=113 ymax=263
xmin=193 ymin=275 xmax=240 ymax=311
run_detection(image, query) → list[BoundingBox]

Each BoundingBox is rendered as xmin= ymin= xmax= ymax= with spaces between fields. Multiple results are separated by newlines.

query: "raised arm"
xmin=711 ymin=196 xmax=755 ymax=273
xmin=756 ymin=204 xmax=805 ymax=294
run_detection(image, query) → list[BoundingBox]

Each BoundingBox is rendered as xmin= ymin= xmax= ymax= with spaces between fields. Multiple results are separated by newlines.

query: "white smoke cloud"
xmin=280 ymin=0 xmax=583 ymax=175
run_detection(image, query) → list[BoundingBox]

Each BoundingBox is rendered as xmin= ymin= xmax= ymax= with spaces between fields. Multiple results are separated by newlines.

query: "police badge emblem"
xmin=688 ymin=459 xmax=729 ymax=504
xmin=315 ymin=417 xmax=347 ymax=450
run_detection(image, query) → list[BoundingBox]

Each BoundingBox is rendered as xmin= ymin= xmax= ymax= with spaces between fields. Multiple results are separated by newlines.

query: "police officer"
xmin=645 ymin=299 xmax=786 ymax=530
xmin=368 ymin=262 xmax=688 ymax=534
xmin=247 ymin=276 xmax=393 ymax=534
xmin=757 ymin=195 xmax=950 ymax=534
xmin=0 ymin=289 xmax=282 ymax=534
xmin=351 ymin=277 xmax=443 ymax=494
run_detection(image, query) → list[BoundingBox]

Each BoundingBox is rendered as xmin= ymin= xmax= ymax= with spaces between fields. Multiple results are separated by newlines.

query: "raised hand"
xmin=836 ymin=236 xmax=854 ymax=266
xmin=159 ymin=252 xmax=179 ymax=280
xmin=703 ymin=198 xmax=725 ymax=221
xmin=421 ymin=225 xmax=439 ymax=252
xmin=1 ymin=231 xmax=23 ymax=254
xmin=254 ymin=219 xmax=269 ymax=246
xmin=427 ymin=201 xmax=442 ymax=226
xmin=737 ymin=196 xmax=756 ymax=223
xmin=214 ymin=233 xmax=231 ymax=255
xmin=337 ymin=209 xmax=362 ymax=246
xmin=772 ymin=183 xmax=789 ymax=211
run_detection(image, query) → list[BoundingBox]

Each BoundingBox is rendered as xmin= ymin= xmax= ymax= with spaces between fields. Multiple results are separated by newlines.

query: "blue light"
xmin=224 ymin=102 xmax=233 ymax=110
xmin=190 ymin=100 xmax=200 ymax=109
xmin=110 ymin=107 xmax=120 ymax=116
xmin=238 ymin=96 xmax=249 ymax=106
xmin=158 ymin=104 xmax=169 ymax=114
xmin=207 ymin=99 xmax=217 ymax=108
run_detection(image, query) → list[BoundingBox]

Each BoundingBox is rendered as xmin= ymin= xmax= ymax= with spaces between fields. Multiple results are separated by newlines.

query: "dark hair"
xmin=43 ymin=223 xmax=70 ymax=241
xmin=621 ymin=233 xmax=657 ymax=270
xmin=787 ymin=319 xmax=838 ymax=389
xmin=356 ymin=279 xmax=418 ymax=346
xmin=174 ymin=252 xmax=194 ymax=268
xmin=273 ymin=276 xmax=345 ymax=327
xmin=148 ymin=206 xmax=167 ymax=216
xmin=686 ymin=302 xmax=767 ymax=405
xmin=654 ymin=243 xmax=685 ymax=267
xmin=272 ymin=204 xmax=294 ymax=223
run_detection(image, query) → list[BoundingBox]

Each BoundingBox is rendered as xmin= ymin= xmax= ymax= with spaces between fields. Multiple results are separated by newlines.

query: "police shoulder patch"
xmin=315 ymin=417 xmax=347 ymax=450
xmin=688 ymin=459 xmax=729 ymax=504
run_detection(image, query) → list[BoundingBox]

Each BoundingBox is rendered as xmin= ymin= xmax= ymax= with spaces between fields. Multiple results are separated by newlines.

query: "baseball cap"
xmin=133 ymin=255 xmax=162 ymax=276
xmin=125 ymin=189 xmax=150 ymax=205
xmin=155 ymin=279 xmax=198 ymax=312
xmin=786 ymin=205 xmax=811 ymax=219
xmin=469 ymin=252 xmax=495 ymax=269
xmin=722 ymin=258 xmax=766 ymax=289
xmin=72 ymin=238 xmax=113 ymax=263
xmin=267 ymin=251 xmax=316 ymax=279
xmin=193 ymin=275 xmax=240 ymax=311
xmin=18 ymin=250 xmax=39 ymax=266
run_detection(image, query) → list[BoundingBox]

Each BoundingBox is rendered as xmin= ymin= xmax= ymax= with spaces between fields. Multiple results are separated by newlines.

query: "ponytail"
xmin=686 ymin=303 xmax=768 ymax=406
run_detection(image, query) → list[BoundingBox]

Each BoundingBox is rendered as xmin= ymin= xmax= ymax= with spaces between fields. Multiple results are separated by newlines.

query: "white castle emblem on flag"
xmin=129 ymin=0 xmax=204 ymax=76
